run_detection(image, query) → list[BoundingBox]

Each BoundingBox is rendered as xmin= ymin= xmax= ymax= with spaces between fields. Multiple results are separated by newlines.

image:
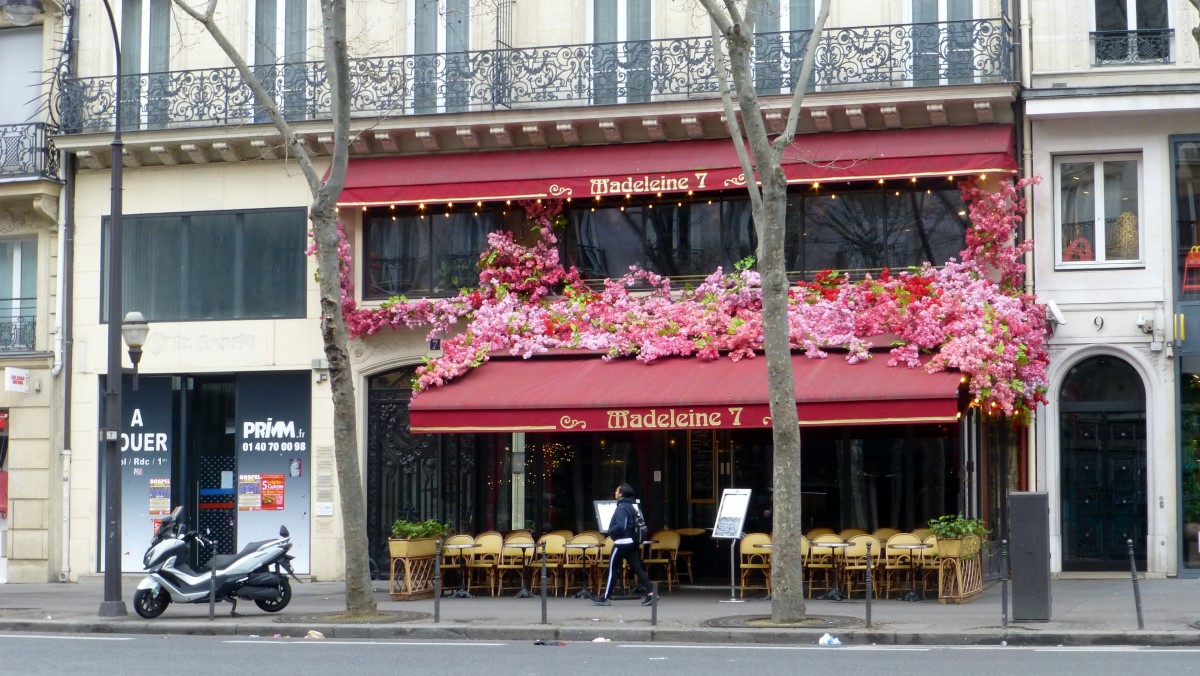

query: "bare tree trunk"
xmin=172 ymin=0 xmax=375 ymax=614
xmin=699 ymin=0 xmax=830 ymax=623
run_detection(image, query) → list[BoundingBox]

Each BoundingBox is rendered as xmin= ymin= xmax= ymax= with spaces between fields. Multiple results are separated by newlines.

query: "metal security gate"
xmin=365 ymin=368 xmax=478 ymax=577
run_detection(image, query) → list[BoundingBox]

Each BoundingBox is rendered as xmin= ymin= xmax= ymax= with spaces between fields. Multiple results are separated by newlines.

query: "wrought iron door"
xmin=365 ymin=369 xmax=477 ymax=577
xmin=1061 ymin=409 xmax=1147 ymax=570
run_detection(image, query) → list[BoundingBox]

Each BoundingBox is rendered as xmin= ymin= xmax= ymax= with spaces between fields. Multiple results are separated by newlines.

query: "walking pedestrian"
xmin=594 ymin=483 xmax=655 ymax=606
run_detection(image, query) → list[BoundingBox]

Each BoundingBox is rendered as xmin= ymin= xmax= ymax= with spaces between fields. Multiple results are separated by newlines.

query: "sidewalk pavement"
xmin=1 ymin=575 xmax=1198 ymax=646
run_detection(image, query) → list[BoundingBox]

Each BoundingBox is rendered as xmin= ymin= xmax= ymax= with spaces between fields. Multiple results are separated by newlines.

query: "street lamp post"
xmin=98 ymin=0 xmax=126 ymax=618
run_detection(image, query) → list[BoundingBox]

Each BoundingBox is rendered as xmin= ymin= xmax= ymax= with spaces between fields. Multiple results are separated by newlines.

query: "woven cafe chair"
xmin=643 ymin=529 xmax=680 ymax=591
xmin=882 ymin=533 xmax=923 ymax=599
xmin=806 ymin=534 xmax=843 ymax=598
xmin=738 ymin=532 xmax=773 ymax=598
xmin=465 ymin=532 xmax=503 ymax=596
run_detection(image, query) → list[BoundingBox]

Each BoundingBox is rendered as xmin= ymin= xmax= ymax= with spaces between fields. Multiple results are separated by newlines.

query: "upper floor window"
xmin=118 ymin=0 xmax=171 ymax=128
xmin=413 ymin=0 xmax=471 ymax=113
xmin=0 ymin=27 xmax=41 ymax=125
xmin=252 ymin=0 xmax=308 ymax=120
xmin=907 ymin=0 xmax=977 ymax=86
xmin=1056 ymin=155 xmax=1142 ymax=267
xmin=103 ymin=208 xmax=307 ymax=322
xmin=589 ymin=0 xmax=654 ymax=104
xmin=0 ymin=238 xmax=36 ymax=352
xmin=1092 ymin=0 xmax=1171 ymax=64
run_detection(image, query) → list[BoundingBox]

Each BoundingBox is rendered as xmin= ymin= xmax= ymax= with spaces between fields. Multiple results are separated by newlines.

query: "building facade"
xmin=0 ymin=0 xmax=1081 ymax=583
xmin=1025 ymin=0 xmax=1199 ymax=576
xmin=0 ymin=4 xmax=67 ymax=584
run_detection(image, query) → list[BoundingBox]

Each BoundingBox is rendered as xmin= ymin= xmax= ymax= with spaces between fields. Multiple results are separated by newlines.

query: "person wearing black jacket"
xmin=594 ymin=483 xmax=655 ymax=606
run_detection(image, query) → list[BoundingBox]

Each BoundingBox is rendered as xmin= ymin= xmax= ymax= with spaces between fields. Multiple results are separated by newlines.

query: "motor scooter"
xmin=133 ymin=505 xmax=299 ymax=619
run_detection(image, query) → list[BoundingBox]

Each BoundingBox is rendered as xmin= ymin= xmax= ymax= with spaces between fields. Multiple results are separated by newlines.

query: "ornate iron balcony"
xmin=0 ymin=313 xmax=36 ymax=352
xmin=57 ymin=18 xmax=1010 ymax=135
xmin=0 ymin=123 xmax=59 ymax=180
xmin=1091 ymin=29 xmax=1173 ymax=65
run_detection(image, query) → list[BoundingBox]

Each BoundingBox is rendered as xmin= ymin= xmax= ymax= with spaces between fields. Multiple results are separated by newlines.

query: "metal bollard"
xmin=651 ymin=581 xmax=658 ymax=626
xmin=1001 ymin=539 xmax=1008 ymax=635
xmin=434 ymin=539 xmax=442 ymax=623
xmin=540 ymin=541 xmax=549 ymax=625
xmin=1128 ymin=539 xmax=1144 ymax=630
xmin=864 ymin=540 xmax=873 ymax=628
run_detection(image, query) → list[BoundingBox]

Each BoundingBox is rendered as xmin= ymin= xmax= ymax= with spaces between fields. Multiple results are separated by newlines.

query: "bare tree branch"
xmin=711 ymin=18 xmax=763 ymax=214
xmin=171 ymin=0 xmax=321 ymax=196
xmin=776 ymin=0 xmax=829 ymax=150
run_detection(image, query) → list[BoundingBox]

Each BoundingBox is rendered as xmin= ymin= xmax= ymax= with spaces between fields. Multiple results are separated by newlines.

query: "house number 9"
xmin=1094 ymin=316 xmax=1104 ymax=331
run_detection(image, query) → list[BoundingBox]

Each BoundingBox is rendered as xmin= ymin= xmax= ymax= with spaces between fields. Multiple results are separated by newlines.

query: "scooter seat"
xmin=207 ymin=540 xmax=275 ymax=571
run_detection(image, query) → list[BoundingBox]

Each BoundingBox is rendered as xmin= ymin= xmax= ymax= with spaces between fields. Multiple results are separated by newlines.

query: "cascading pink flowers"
xmin=324 ymin=177 xmax=1048 ymax=422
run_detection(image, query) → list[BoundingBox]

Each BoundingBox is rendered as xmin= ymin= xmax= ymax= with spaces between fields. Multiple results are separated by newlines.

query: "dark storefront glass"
xmin=363 ymin=211 xmax=502 ymax=298
xmin=1174 ymin=137 xmax=1200 ymax=573
xmin=1181 ymin=358 xmax=1200 ymax=569
xmin=361 ymin=186 xmax=970 ymax=300
xmin=101 ymin=208 xmax=307 ymax=321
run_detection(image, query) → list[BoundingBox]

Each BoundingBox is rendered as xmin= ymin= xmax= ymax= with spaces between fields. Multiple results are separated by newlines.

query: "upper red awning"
xmin=409 ymin=354 xmax=965 ymax=433
xmin=339 ymin=125 xmax=1016 ymax=206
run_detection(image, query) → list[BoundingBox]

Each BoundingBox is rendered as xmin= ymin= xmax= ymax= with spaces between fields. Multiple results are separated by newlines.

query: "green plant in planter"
xmin=927 ymin=514 xmax=989 ymax=539
xmin=390 ymin=518 xmax=453 ymax=540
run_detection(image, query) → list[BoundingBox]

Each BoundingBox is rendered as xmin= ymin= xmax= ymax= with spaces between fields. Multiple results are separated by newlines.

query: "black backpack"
xmin=632 ymin=507 xmax=648 ymax=544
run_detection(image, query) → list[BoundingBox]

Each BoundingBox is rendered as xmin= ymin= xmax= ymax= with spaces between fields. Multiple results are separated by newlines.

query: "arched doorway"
xmin=1060 ymin=355 xmax=1147 ymax=571
xmin=364 ymin=367 xmax=481 ymax=576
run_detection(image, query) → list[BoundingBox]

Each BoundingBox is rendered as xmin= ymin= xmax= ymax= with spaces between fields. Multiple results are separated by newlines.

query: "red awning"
xmin=409 ymin=354 xmax=965 ymax=433
xmin=339 ymin=125 xmax=1016 ymax=206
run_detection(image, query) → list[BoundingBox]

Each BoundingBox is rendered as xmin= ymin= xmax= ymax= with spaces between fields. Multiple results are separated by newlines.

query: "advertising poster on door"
xmin=236 ymin=372 xmax=310 ymax=573
xmin=117 ymin=375 xmax=174 ymax=572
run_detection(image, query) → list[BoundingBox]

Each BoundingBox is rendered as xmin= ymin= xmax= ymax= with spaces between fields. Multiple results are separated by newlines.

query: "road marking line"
xmin=0 ymin=634 xmax=135 ymax=641
xmin=619 ymin=644 xmax=930 ymax=651
xmin=224 ymin=640 xmax=506 ymax=647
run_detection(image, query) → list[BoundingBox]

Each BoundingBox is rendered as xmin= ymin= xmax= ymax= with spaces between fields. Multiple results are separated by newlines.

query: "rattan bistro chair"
xmin=643 ymin=530 xmax=680 ymax=591
xmin=738 ymin=532 xmax=772 ymax=598
xmin=466 ymin=532 xmax=503 ymax=596
xmin=806 ymin=534 xmax=843 ymax=598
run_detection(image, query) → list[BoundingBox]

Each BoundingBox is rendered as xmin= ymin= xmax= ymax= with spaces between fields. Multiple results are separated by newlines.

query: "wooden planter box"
xmin=388 ymin=538 xmax=438 ymax=600
xmin=936 ymin=535 xmax=983 ymax=604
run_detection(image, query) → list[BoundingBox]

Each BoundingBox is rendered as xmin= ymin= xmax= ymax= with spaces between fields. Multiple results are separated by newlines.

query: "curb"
xmin=2 ymin=618 xmax=1199 ymax=647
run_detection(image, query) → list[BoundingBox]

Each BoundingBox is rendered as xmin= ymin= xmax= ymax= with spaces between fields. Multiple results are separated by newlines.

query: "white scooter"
xmin=133 ymin=505 xmax=299 ymax=619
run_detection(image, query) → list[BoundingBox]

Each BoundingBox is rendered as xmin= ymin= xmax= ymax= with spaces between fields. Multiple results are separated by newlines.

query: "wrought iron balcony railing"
xmin=57 ymin=18 xmax=1011 ymax=134
xmin=0 ymin=304 xmax=36 ymax=353
xmin=0 ymin=123 xmax=59 ymax=180
xmin=1091 ymin=29 xmax=1173 ymax=65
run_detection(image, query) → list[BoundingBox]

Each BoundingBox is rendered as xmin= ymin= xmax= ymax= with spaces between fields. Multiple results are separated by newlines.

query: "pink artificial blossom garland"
xmin=317 ymin=178 xmax=1048 ymax=423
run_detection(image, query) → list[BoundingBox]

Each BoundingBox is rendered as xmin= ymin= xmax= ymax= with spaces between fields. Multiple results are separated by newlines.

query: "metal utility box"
xmin=1010 ymin=491 xmax=1052 ymax=621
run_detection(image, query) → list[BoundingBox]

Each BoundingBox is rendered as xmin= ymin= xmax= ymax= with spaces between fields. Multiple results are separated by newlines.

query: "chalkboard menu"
xmin=712 ymin=488 xmax=752 ymax=539
xmin=687 ymin=431 xmax=715 ymax=503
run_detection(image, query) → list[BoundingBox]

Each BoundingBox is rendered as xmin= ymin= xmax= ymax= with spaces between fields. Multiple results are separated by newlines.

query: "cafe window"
xmin=788 ymin=188 xmax=969 ymax=276
xmin=363 ymin=210 xmax=502 ymax=299
xmin=563 ymin=199 xmax=756 ymax=282
xmin=1056 ymin=155 xmax=1141 ymax=267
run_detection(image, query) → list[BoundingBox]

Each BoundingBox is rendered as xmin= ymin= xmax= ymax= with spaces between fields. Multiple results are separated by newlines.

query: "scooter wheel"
xmin=254 ymin=577 xmax=292 ymax=613
xmin=133 ymin=587 xmax=169 ymax=619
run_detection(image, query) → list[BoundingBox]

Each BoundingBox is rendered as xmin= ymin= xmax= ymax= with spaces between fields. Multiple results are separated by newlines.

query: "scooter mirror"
xmin=280 ymin=525 xmax=289 ymax=538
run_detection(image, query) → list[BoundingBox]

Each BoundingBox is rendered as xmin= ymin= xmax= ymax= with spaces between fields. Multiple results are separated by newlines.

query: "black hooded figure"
xmin=594 ymin=483 xmax=655 ymax=606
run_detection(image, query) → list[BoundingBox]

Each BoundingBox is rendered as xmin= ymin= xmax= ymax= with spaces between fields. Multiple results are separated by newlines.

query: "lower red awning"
xmin=0 ymin=469 xmax=7 ymax=518
xmin=409 ymin=354 xmax=965 ymax=433
xmin=339 ymin=125 xmax=1016 ymax=206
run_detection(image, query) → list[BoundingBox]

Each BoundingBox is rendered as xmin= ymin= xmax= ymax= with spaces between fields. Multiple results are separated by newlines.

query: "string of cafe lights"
xmin=336 ymin=173 xmax=990 ymax=217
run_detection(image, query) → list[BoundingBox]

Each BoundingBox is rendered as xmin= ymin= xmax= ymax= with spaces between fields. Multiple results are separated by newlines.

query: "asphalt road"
xmin=4 ymin=634 xmax=1200 ymax=676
